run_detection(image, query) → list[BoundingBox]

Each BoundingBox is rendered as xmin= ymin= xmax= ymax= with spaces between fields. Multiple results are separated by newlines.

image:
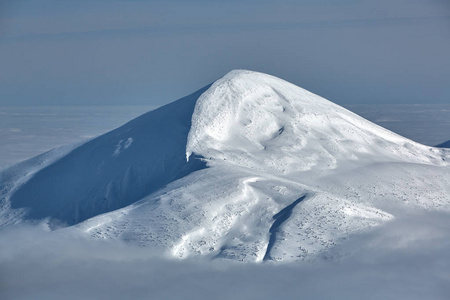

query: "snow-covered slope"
xmin=0 ymin=86 xmax=209 ymax=226
xmin=1 ymin=70 xmax=449 ymax=262
xmin=187 ymin=71 xmax=445 ymax=171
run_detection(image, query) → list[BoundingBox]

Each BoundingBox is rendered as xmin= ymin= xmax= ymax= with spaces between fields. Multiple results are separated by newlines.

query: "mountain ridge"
xmin=3 ymin=85 xmax=210 ymax=226
xmin=436 ymin=139 xmax=450 ymax=148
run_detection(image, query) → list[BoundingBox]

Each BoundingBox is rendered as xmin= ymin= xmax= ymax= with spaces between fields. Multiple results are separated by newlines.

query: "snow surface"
xmin=1 ymin=86 xmax=208 ymax=226
xmin=1 ymin=70 xmax=450 ymax=263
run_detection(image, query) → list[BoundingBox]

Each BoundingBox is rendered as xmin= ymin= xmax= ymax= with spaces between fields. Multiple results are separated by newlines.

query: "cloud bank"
xmin=1 ymin=210 xmax=449 ymax=300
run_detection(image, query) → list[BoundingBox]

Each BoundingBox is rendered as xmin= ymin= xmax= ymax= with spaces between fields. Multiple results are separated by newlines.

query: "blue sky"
xmin=0 ymin=0 xmax=449 ymax=106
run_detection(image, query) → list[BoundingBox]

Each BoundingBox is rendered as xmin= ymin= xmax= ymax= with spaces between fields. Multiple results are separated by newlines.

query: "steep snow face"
xmin=187 ymin=70 xmax=446 ymax=174
xmin=3 ymin=86 xmax=208 ymax=226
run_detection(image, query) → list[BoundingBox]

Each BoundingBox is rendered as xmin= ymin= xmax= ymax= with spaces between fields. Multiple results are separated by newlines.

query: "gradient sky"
xmin=0 ymin=0 xmax=449 ymax=107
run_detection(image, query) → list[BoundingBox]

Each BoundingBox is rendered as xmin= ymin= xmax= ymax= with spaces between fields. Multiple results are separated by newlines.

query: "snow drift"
xmin=1 ymin=70 xmax=449 ymax=262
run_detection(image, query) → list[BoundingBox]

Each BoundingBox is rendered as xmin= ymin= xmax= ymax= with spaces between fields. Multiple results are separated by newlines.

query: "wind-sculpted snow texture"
xmin=1 ymin=70 xmax=450 ymax=262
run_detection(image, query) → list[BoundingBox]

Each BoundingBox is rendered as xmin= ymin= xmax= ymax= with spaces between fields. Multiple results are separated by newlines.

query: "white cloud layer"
xmin=1 ymin=210 xmax=449 ymax=300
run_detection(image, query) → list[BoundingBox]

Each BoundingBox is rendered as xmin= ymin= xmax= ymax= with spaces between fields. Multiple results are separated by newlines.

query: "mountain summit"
xmin=1 ymin=70 xmax=449 ymax=262
xmin=188 ymin=70 xmax=444 ymax=171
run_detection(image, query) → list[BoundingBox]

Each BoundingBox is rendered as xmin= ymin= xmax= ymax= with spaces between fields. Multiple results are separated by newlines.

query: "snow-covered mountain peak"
xmin=1 ymin=70 xmax=449 ymax=263
xmin=187 ymin=70 xmax=445 ymax=174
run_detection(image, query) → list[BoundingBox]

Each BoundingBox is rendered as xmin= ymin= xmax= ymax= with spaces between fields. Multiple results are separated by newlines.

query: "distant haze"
xmin=0 ymin=0 xmax=449 ymax=106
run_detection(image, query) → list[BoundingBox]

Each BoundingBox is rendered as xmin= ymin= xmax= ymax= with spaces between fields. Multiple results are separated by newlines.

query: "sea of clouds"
xmin=1 ymin=211 xmax=449 ymax=300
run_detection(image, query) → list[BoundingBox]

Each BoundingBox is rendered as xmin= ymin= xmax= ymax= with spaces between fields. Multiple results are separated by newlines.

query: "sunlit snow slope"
xmin=1 ymin=70 xmax=449 ymax=262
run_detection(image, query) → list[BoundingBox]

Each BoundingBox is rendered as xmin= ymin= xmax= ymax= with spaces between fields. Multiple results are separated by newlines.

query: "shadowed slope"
xmin=263 ymin=195 xmax=307 ymax=261
xmin=9 ymin=86 xmax=209 ymax=225
xmin=436 ymin=140 xmax=450 ymax=148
